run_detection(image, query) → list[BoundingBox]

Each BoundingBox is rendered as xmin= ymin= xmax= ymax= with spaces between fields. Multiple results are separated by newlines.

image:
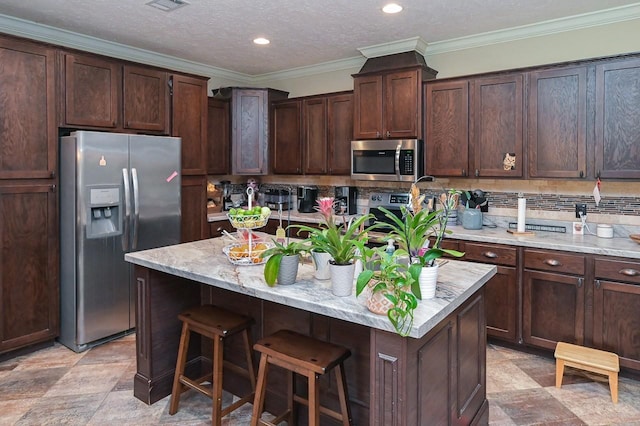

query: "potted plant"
xmin=355 ymin=244 xmax=418 ymax=336
xmin=292 ymin=197 xmax=373 ymax=296
xmin=260 ymin=239 xmax=310 ymax=286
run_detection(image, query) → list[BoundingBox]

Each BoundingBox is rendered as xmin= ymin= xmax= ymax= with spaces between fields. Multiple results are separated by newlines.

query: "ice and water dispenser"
xmin=86 ymin=186 xmax=121 ymax=238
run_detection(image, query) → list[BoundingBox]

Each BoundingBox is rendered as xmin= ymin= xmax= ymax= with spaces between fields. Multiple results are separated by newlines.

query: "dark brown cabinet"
xmin=523 ymin=249 xmax=585 ymax=350
xmin=302 ymin=97 xmax=327 ymax=174
xmin=354 ymin=69 xmax=422 ymax=140
xmin=0 ymin=184 xmax=58 ymax=354
xmin=271 ymin=99 xmax=302 ymax=174
xmin=206 ymin=98 xmax=230 ymax=175
xmin=593 ymin=257 xmax=640 ymax=371
xmin=208 ymin=220 xmax=236 ymax=239
xmin=171 ymin=74 xmax=208 ymax=176
xmin=528 ymin=66 xmax=587 ymax=178
xmin=424 ymin=80 xmax=469 ymax=177
xmin=595 ymin=57 xmax=640 ymax=179
xmin=327 ymin=93 xmax=354 ymax=175
xmin=181 ymin=176 xmax=206 ymax=243
xmin=123 ymin=65 xmax=169 ymax=132
xmin=0 ymin=37 xmax=56 ymax=180
xmin=462 ymin=242 xmax=518 ymax=343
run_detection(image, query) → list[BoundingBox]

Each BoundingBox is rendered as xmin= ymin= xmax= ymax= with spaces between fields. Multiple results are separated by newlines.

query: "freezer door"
xmin=128 ymin=135 xmax=181 ymax=252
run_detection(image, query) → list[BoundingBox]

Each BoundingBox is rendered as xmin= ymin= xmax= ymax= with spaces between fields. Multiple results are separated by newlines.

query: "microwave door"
xmin=352 ymin=150 xmax=396 ymax=178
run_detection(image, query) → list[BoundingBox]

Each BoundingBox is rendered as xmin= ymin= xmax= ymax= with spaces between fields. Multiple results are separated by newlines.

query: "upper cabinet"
xmin=595 ymin=57 xmax=640 ymax=179
xmin=171 ymin=74 xmax=208 ymax=175
xmin=60 ymin=52 xmax=120 ymax=129
xmin=123 ymin=65 xmax=169 ymax=132
xmin=206 ymin=97 xmax=230 ymax=175
xmin=326 ymin=93 xmax=354 ymax=175
xmin=271 ymin=99 xmax=302 ymax=174
xmin=528 ymin=66 xmax=587 ymax=179
xmin=302 ymin=97 xmax=327 ymax=174
xmin=0 ymin=36 xmax=56 ymax=180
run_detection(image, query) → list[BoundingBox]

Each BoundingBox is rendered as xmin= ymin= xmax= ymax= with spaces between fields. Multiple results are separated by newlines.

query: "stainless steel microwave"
xmin=351 ymin=139 xmax=423 ymax=182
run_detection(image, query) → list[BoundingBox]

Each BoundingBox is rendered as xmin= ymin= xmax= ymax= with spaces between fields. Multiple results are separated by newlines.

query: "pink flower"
xmin=315 ymin=197 xmax=335 ymax=222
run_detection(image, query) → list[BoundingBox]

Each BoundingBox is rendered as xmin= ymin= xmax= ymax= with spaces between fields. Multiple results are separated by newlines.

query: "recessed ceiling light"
xmin=253 ymin=38 xmax=270 ymax=45
xmin=382 ymin=3 xmax=403 ymax=14
xmin=146 ymin=0 xmax=189 ymax=12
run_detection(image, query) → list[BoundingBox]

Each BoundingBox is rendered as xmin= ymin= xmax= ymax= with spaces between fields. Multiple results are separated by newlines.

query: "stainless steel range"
xmin=368 ymin=192 xmax=410 ymax=227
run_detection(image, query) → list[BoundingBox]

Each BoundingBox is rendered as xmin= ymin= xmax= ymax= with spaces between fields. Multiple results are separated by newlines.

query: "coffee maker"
xmin=335 ymin=186 xmax=357 ymax=215
xmin=297 ymin=186 xmax=318 ymax=213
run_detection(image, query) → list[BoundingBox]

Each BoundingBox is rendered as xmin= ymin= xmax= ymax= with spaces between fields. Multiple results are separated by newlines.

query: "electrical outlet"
xmin=575 ymin=203 xmax=587 ymax=219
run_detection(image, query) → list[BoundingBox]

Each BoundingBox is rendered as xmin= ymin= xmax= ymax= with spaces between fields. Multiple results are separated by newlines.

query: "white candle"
xmin=517 ymin=195 xmax=526 ymax=233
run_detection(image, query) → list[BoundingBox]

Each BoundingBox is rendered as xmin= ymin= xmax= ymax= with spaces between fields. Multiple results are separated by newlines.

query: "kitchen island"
xmin=125 ymin=237 xmax=496 ymax=425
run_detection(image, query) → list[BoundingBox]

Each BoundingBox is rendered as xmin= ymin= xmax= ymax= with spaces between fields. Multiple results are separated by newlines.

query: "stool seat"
xmin=251 ymin=329 xmax=353 ymax=426
xmin=169 ymin=305 xmax=256 ymax=425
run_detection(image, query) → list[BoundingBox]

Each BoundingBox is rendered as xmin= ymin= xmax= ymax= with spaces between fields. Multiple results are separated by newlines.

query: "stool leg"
xmin=307 ymin=372 xmax=320 ymax=426
xmin=609 ymin=373 xmax=618 ymax=404
xmin=287 ymin=369 xmax=295 ymax=425
xmin=212 ymin=335 xmax=224 ymax=426
xmin=243 ymin=329 xmax=257 ymax=392
xmin=555 ymin=359 xmax=565 ymax=388
xmin=169 ymin=322 xmax=191 ymax=415
xmin=334 ymin=363 xmax=353 ymax=426
xmin=251 ymin=354 xmax=270 ymax=426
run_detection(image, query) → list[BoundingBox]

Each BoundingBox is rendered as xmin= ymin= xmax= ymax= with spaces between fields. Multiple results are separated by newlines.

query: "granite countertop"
xmin=125 ymin=237 xmax=496 ymax=339
xmin=209 ymin=212 xmax=640 ymax=259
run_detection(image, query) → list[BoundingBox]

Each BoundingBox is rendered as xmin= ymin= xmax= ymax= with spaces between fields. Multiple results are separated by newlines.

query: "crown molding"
xmin=0 ymin=13 xmax=252 ymax=84
xmin=426 ymin=3 xmax=640 ymax=55
xmin=357 ymin=36 xmax=428 ymax=58
xmin=252 ymin=56 xmax=366 ymax=84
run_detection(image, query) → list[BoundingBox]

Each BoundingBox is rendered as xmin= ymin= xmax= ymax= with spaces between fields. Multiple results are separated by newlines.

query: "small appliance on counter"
xmin=264 ymin=188 xmax=293 ymax=211
xmin=335 ymin=186 xmax=357 ymax=215
xmin=297 ymin=186 xmax=318 ymax=213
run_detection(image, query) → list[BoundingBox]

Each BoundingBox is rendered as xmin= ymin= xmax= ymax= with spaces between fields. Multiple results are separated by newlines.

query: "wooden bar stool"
xmin=169 ymin=304 xmax=256 ymax=425
xmin=251 ymin=329 xmax=353 ymax=426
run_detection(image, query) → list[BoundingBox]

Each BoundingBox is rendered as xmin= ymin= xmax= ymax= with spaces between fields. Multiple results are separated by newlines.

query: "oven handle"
xmin=395 ymin=141 xmax=401 ymax=181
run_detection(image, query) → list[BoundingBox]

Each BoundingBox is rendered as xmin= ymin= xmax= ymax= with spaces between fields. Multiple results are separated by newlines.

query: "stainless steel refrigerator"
xmin=59 ymin=131 xmax=181 ymax=352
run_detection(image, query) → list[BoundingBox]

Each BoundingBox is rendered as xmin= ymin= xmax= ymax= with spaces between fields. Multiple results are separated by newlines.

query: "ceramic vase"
xmin=277 ymin=254 xmax=299 ymax=285
xmin=311 ymin=250 xmax=332 ymax=280
xmin=330 ymin=262 xmax=355 ymax=297
xmin=419 ymin=264 xmax=439 ymax=299
xmin=367 ymin=286 xmax=393 ymax=315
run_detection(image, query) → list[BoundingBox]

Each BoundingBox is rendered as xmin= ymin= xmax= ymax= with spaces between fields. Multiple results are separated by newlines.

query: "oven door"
xmin=369 ymin=206 xmax=403 ymax=230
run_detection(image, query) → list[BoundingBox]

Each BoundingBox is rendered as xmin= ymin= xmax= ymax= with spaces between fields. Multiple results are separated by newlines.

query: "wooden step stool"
xmin=554 ymin=341 xmax=620 ymax=403
xmin=169 ymin=304 xmax=256 ymax=425
xmin=251 ymin=329 xmax=353 ymax=426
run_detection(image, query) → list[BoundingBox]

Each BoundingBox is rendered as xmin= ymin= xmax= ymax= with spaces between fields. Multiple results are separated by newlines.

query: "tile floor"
xmin=1 ymin=335 xmax=640 ymax=425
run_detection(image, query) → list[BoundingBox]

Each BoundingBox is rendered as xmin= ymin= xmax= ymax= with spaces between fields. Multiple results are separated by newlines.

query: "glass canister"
xmin=462 ymin=208 xmax=483 ymax=230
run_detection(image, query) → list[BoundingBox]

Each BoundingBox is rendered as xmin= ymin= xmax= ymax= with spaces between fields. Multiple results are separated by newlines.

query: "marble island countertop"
xmin=125 ymin=237 xmax=496 ymax=339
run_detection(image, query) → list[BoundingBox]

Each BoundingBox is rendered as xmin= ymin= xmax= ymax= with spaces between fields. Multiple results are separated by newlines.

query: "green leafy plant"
xmin=260 ymin=239 xmax=310 ymax=287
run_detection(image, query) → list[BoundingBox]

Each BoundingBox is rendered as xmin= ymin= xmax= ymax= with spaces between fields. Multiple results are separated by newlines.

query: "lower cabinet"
xmin=180 ymin=176 xmax=206 ymax=243
xmin=0 ymin=183 xmax=58 ymax=354
xmin=208 ymin=220 xmax=235 ymax=239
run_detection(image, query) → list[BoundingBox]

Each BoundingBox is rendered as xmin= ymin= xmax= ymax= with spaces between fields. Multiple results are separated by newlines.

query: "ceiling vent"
xmin=146 ymin=0 xmax=189 ymax=12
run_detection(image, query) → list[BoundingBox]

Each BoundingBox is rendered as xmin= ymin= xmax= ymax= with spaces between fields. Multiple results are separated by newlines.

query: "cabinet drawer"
xmin=524 ymin=249 xmax=584 ymax=275
xmin=463 ymin=242 xmax=516 ymax=266
xmin=595 ymin=257 xmax=640 ymax=285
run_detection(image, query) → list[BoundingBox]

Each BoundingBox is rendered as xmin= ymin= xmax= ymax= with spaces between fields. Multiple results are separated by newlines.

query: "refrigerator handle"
xmin=132 ymin=167 xmax=140 ymax=250
xmin=122 ymin=168 xmax=131 ymax=251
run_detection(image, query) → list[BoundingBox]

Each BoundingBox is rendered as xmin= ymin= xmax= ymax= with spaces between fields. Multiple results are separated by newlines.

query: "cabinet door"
xmin=171 ymin=74 xmax=207 ymax=175
xmin=353 ymin=75 xmax=383 ymax=139
xmin=528 ymin=67 xmax=587 ymax=178
xmin=0 ymin=184 xmax=58 ymax=354
xmin=471 ymin=74 xmax=524 ymax=178
xmin=425 ymin=80 xmax=469 ymax=177
xmin=232 ymin=89 xmax=269 ymax=175
xmin=327 ymin=93 xmax=353 ymax=175
xmin=595 ymin=58 xmax=640 ymax=179
xmin=181 ymin=176 xmax=206 ymax=242
xmin=62 ymin=52 xmax=119 ymax=128
xmin=271 ymin=100 xmax=302 ymax=174
xmin=523 ymin=270 xmax=585 ymax=350
xmin=206 ymin=98 xmax=230 ymax=175
xmin=0 ymin=38 xmax=56 ymax=180
xmin=208 ymin=221 xmax=236 ymax=239
xmin=384 ymin=69 xmax=420 ymax=139
xmin=123 ymin=65 xmax=169 ymax=132
xmin=303 ymin=98 xmax=328 ymax=174
xmin=484 ymin=266 xmax=518 ymax=342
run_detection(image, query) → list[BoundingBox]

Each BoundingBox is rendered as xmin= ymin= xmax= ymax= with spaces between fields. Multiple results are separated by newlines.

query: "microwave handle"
xmin=395 ymin=142 xmax=401 ymax=181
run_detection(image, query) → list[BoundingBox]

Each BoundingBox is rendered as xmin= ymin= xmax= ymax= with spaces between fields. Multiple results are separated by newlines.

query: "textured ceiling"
xmin=0 ymin=0 xmax=638 ymax=76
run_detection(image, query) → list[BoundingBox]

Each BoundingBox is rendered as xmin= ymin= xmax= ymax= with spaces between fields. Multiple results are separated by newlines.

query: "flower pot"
xmin=311 ymin=250 xmax=332 ymax=280
xmin=462 ymin=208 xmax=483 ymax=230
xmin=330 ymin=262 xmax=355 ymax=297
xmin=277 ymin=254 xmax=299 ymax=285
xmin=367 ymin=287 xmax=393 ymax=315
xmin=419 ymin=264 xmax=439 ymax=299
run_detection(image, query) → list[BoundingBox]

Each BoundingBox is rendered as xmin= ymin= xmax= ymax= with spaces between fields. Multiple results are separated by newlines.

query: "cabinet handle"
xmin=619 ymin=268 xmax=639 ymax=277
xmin=461 ymin=169 xmax=466 ymax=177
xmin=475 ymin=169 xmax=479 ymax=177
xmin=50 ymin=184 xmax=56 ymax=192
xmin=376 ymin=131 xmax=380 ymax=138
xmin=543 ymin=258 xmax=561 ymax=267
xmin=577 ymin=277 xmax=583 ymax=288
xmin=597 ymin=170 xmax=601 ymax=179
xmin=50 ymin=170 xmax=56 ymax=178
xmin=386 ymin=130 xmax=391 ymax=138
xmin=482 ymin=251 xmax=498 ymax=259
xmin=595 ymin=279 xmax=601 ymax=289
xmin=579 ymin=170 xmax=584 ymax=178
